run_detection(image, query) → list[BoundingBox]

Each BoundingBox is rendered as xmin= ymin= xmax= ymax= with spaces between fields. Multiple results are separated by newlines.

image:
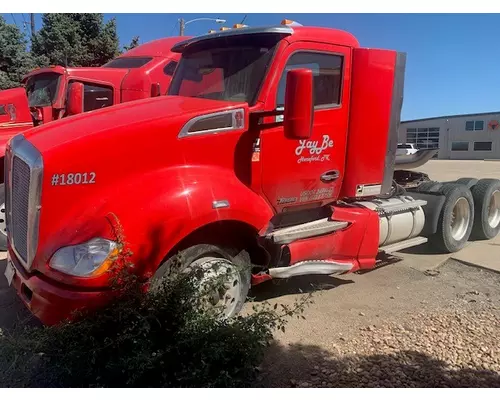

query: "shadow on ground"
xmin=397 ymin=242 xmax=446 ymax=256
xmin=0 ymin=258 xmax=40 ymax=333
xmin=255 ymin=342 xmax=500 ymax=388
xmin=249 ymin=275 xmax=355 ymax=301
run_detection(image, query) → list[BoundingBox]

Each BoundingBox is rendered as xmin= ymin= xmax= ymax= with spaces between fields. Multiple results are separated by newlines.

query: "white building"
xmin=398 ymin=111 xmax=500 ymax=160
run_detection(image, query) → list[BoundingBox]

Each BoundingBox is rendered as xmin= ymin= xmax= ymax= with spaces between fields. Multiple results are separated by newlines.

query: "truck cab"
xmin=4 ymin=22 xmax=500 ymax=325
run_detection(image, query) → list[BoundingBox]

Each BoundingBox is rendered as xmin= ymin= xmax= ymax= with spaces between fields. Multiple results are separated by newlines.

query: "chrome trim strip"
xmin=381 ymin=52 xmax=406 ymax=195
xmin=9 ymin=134 xmax=43 ymax=270
xmin=178 ymin=109 xmax=245 ymax=138
xmin=172 ymin=26 xmax=294 ymax=53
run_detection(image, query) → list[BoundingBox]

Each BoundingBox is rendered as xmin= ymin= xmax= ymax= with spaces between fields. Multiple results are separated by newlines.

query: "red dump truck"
xmin=4 ymin=22 xmax=500 ymax=325
xmin=0 ymin=36 xmax=189 ymax=249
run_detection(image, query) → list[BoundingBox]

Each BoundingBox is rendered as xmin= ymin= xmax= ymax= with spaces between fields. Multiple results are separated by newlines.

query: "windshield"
xmin=168 ymin=37 xmax=279 ymax=105
xmin=103 ymin=57 xmax=153 ymax=69
xmin=25 ymin=72 xmax=61 ymax=107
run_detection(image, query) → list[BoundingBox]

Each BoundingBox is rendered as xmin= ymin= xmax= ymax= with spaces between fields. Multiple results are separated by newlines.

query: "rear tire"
xmin=431 ymin=183 xmax=474 ymax=253
xmin=470 ymin=178 xmax=500 ymax=240
xmin=0 ymin=183 xmax=7 ymax=251
xmin=151 ymin=244 xmax=251 ymax=318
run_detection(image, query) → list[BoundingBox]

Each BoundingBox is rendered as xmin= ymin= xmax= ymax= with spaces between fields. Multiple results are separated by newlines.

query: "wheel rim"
xmin=189 ymin=256 xmax=241 ymax=318
xmin=450 ymin=197 xmax=470 ymax=241
xmin=487 ymin=190 xmax=500 ymax=229
xmin=0 ymin=202 xmax=6 ymax=239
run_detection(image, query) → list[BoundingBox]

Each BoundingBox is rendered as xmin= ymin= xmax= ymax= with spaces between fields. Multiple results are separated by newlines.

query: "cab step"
xmin=268 ymin=259 xmax=353 ymax=279
xmin=265 ymin=218 xmax=349 ymax=245
xmin=379 ymin=236 xmax=428 ymax=253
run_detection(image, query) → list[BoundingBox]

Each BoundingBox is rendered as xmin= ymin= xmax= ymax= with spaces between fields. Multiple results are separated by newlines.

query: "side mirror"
xmin=151 ymin=82 xmax=161 ymax=97
xmin=67 ymin=82 xmax=84 ymax=116
xmin=283 ymin=69 xmax=314 ymax=140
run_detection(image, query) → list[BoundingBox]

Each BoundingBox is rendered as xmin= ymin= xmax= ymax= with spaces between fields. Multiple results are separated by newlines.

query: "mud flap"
xmin=408 ymin=192 xmax=446 ymax=236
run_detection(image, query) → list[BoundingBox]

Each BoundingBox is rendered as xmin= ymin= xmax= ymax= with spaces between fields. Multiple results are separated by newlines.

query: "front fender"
xmin=120 ymin=165 xmax=275 ymax=275
xmin=35 ymin=165 xmax=274 ymax=287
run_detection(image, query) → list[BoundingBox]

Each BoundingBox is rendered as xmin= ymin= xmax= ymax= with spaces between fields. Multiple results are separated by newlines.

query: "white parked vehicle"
xmin=397 ymin=143 xmax=418 ymax=156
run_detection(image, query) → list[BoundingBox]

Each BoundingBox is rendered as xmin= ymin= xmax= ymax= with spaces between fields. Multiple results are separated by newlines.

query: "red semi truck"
xmin=0 ymin=36 xmax=189 ymax=249
xmin=3 ymin=22 xmax=500 ymax=325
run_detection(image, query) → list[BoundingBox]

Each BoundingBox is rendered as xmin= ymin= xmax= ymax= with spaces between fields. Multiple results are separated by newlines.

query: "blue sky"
xmin=3 ymin=13 xmax=500 ymax=121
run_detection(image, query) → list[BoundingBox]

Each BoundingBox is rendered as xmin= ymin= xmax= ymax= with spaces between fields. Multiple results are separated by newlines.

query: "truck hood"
xmin=24 ymin=95 xmax=246 ymax=154
xmin=17 ymin=95 xmax=249 ymax=268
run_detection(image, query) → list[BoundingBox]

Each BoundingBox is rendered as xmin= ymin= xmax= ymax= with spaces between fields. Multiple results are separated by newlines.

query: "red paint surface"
xmin=285 ymin=204 xmax=379 ymax=270
xmin=340 ymin=48 xmax=398 ymax=198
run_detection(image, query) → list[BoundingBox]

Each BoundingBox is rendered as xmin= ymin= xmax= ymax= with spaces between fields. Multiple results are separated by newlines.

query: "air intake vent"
xmin=6 ymin=135 xmax=43 ymax=270
xmin=11 ymin=156 xmax=31 ymax=262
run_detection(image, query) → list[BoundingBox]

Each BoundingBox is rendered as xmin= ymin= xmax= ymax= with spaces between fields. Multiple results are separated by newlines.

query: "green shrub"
xmin=0 ymin=249 xmax=312 ymax=388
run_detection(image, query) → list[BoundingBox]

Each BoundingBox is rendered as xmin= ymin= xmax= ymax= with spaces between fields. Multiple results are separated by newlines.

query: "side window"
xmin=276 ymin=52 xmax=343 ymax=108
xmin=82 ymin=83 xmax=113 ymax=112
xmin=0 ymin=105 xmax=6 ymax=115
xmin=163 ymin=61 xmax=178 ymax=76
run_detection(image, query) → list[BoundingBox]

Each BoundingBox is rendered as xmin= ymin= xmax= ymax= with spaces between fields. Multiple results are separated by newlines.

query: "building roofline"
xmin=402 ymin=110 xmax=500 ymax=124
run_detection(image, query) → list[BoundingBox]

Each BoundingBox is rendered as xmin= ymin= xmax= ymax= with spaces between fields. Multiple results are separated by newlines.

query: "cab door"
xmin=259 ymin=41 xmax=352 ymax=212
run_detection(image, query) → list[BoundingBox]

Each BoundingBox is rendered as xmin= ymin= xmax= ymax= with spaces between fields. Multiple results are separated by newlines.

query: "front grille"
xmin=6 ymin=135 xmax=43 ymax=270
xmin=11 ymin=156 xmax=31 ymax=262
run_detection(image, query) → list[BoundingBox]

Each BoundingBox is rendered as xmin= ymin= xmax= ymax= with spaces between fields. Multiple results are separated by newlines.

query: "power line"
xmin=10 ymin=13 xmax=18 ymax=28
xmin=21 ymin=13 xmax=28 ymax=31
xmin=169 ymin=20 xmax=179 ymax=36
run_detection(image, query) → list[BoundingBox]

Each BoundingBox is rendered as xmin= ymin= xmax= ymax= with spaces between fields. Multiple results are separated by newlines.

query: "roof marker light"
xmin=281 ymin=19 xmax=303 ymax=27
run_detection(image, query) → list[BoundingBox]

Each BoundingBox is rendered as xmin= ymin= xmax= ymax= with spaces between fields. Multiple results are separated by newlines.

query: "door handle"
xmin=320 ymin=170 xmax=340 ymax=183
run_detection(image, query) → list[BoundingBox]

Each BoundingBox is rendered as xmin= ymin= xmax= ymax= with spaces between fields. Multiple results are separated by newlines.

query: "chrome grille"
xmin=11 ymin=156 xmax=31 ymax=262
xmin=6 ymin=135 xmax=43 ymax=270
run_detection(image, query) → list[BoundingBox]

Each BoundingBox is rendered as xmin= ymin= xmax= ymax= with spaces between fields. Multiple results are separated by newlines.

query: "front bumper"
xmin=7 ymin=248 xmax=111 ymax=326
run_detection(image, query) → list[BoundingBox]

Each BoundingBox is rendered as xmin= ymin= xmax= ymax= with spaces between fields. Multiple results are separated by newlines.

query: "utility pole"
xmin=30 ymin=13 xmax=35 ymax=42
xmin=179 ymin=18 xmax=185 ymax=36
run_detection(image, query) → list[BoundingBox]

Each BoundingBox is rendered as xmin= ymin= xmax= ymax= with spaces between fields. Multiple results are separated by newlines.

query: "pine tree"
xmin=31 ymin=13 xmax=120 ymax=68
xmin=0 ymin=16 xmax=34 ymax=90
xmin=123 ymin=36 xmax=140 ymax=52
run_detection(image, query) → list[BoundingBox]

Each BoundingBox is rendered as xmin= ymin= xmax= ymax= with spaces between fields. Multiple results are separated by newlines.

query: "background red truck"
xmin=0 ymin=36 xmax=189 ymax=249
xmin=4 ymin=21 xmax=500 ymax=325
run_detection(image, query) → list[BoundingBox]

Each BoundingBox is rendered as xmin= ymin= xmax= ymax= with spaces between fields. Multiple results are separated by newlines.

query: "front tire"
xmin=151 ymin=244 xmax=251 ymax=318
xmin=431 ymin=183 xmax=474 ymax=253
xmin=0 ymin=183 xmax=7 ymax=251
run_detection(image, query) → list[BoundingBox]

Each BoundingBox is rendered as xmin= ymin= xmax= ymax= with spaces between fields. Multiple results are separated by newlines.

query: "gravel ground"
xmin=254 ymin=260 xmax=500 ymax=388
xmin=290 ymin=310 xmax=499 ymax=388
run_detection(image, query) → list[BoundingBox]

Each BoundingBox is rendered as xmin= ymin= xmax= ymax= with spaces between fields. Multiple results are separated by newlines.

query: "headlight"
xmin=49 ymin=238 xmax=118 ymax=277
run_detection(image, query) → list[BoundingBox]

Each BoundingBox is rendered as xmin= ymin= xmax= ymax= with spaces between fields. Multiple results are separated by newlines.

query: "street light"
xmin=179 ymin=17 xmax=226 ymax=36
